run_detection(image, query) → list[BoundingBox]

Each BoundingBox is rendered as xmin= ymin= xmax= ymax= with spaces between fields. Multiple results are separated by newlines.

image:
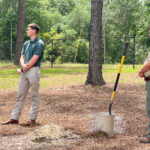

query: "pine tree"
xmin=86 ymin=0 xmax=105 ymax=85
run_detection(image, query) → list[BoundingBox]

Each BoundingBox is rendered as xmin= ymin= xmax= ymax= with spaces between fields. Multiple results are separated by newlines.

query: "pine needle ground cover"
xmin=0 ymin=62 xmax=148 ymax=149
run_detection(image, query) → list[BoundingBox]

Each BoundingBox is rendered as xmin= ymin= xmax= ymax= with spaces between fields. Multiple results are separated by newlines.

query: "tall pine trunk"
xmin=125 ymin=0 xmax=130 ymax=43
xmin=14 ymin=0 xmax=25 ymax=66
xmin=85 ymin=0 xmax=105 ymax=86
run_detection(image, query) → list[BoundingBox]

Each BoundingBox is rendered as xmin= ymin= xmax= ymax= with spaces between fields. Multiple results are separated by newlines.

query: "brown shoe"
xmin=1 ymin=119 xmax=19 ymax=125
xmin=26 ymin=120 xmax=36 ymax=126
xmin=139 ymin=137 xmax=150 ymax=143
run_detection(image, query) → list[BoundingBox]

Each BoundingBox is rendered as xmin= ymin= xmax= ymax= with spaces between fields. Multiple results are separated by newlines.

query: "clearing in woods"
xmin=0 ymin=62 xmax=149 ymax=150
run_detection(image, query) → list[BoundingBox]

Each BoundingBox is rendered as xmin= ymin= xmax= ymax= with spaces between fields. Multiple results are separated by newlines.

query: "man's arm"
xmin=23 ymin=55 xmax=40 ymax=72
xmin=138 ymin=61 xmax=150 ymax=78
xmin=20 ymin=55 xmax=25 ymax=68
xmin=140 ymin=61 xmax=150 ymax=73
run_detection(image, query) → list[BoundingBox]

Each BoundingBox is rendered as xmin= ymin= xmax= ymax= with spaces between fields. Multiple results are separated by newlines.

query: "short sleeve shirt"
xmin=21 ymin=37 xmax=44 ymax=67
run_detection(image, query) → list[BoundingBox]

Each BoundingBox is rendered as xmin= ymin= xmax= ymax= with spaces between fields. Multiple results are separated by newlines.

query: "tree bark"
xmin=103 ymin=8 xmax=106 ymax=64
xmin=10 ymin=21 xmax=12 ymax=61
xmin=14 ymin=0 xmax=25 ymax=66
xmin=125 ymin=0 xmax=130 ymax=43
xmin=85 ymin=0 xmax=105 ymax=86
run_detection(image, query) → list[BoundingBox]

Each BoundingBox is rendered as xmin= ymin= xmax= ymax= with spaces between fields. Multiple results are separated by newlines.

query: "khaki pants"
xmin=11 ymin=67 xmax=41 ymax=120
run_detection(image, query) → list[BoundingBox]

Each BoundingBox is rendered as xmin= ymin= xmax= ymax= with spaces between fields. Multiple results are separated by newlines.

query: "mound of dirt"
xmin=31 ymin=123 xmax=81 ymax=145
xmin=0 ymin=124 xmax=82 ymax=150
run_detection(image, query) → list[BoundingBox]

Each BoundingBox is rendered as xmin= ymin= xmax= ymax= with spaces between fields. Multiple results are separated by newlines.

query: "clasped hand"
xmin=138 ymin=70 xmax=144 ymax=78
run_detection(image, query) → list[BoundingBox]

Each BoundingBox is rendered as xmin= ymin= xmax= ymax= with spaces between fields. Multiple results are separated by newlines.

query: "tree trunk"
xmin=85 ymin=0 xmax=105 ymax=86
xmin=14 ymin=0 xmax=25 ymax=66
xmin=125 ymin=0 xmax=130 ymax=43
xmin=10 ymin=21 xmax=13 ymax=61
xmin=10 ymin=0 xmax=13 ymax=61
xmin=51 ymin=61 xmax=54 ymax=68
xmin=133 ymin=37 xmax=136 ymax=69
xmin=103 ymin=8 xmax=106 ymax=64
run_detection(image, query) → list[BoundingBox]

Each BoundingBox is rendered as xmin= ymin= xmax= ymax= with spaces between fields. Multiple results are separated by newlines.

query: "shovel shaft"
xmin=109 ymin=42 xmax=129 ymax=115
xmin=111 ymin=56 xmax=125 ymax=101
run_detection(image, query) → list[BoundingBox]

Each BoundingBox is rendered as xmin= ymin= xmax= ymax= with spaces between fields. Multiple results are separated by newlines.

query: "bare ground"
xmin=0 ymin=83 xmax=150 ymax=150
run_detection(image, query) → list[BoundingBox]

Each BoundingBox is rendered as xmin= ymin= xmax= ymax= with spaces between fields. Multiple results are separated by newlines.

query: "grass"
xmin=103 ymin=64 xmax=143 ymax=73
xmin=41 ymin=68 xmax=87 ymax=74
xmin=0 ymin=60 xmax=13 ymax=67
xmin=0 ymin=62 xmax=145 ymax=90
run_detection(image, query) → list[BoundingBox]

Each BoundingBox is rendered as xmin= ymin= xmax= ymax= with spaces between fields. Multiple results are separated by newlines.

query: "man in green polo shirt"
xmin=1 ymin=23 xmax=44 ymax=126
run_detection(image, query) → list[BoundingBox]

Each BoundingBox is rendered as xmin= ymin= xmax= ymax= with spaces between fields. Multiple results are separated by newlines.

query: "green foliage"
xmin=1 ymin=0 xmax=150 ymax=65
xmin=0 ymin=0 xmax=17 ymax=60
xmin=67 ymin=3 xmax=90 ymax=37
xmin=135 ymin=49 xmax=149 ymax=64
xmin=43 ymin=28 xmax=62 ymax=67
xmin=57 ymin=0 xmax=75 ymax=16
xmin=103 ymin=0 xmax=142 ymax=64
xmin=76 ymin=39 xmax=89 ymax=63
xmin=43 ymin=27 xmax=89 ymax=65
xmin=0 ymin=0 xmax=91 ymax=64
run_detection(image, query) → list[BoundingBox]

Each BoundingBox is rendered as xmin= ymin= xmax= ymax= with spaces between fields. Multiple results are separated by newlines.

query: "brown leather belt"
xmin=145 ymin=77 xmax=150 ymax=81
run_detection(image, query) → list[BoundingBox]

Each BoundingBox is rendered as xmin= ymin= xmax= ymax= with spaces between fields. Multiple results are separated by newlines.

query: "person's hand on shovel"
xmin=138 ymin=70 xmax=144 ymax=78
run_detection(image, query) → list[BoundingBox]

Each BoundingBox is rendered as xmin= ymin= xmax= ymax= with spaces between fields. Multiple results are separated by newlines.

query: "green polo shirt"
xmin=21 ymin=37 xmax=44 ymax=67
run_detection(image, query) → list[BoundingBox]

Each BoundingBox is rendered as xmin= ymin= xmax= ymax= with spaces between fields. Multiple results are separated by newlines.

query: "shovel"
xmin=109 ymin=42 xmax=129 ymax=115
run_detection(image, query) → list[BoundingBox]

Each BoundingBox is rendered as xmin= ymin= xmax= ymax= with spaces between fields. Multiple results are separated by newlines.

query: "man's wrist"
xmin=139 ymin=70 xmax=144 ymax=73
xmin=26 ymin=64 xmax=31 ymax=70
xmin=26 ymin=63 xmax=31 ymax=67
xmin=21 ymin=68 xmax=24 ymax=72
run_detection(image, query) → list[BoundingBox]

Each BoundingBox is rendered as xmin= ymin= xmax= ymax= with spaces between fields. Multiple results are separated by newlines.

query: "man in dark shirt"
xmin=1 ymin=23 xmax=44 ymax=126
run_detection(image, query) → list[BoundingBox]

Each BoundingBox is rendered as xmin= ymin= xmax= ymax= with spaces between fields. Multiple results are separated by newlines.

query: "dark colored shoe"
xmin=1 ymin=119 xmax=19 ymax=125
xmin=26 ymin=120 xmax=36 ymax=126
xmin=139 ymin=138 xmax=150 ymax=143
